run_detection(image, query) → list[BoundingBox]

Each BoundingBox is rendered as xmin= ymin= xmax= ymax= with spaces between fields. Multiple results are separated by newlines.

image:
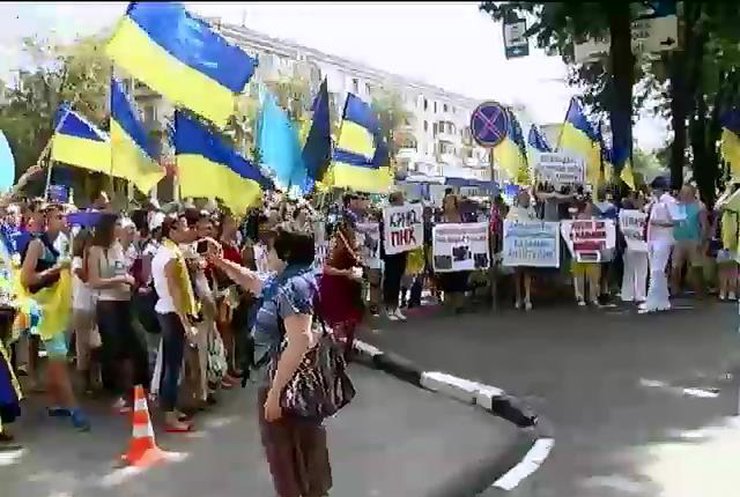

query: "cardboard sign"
xmin=502 ymin=220 xmax=560 ymax=268
xmin=432 ymin=222 xmax=490 ymax=273
xmin=47 ymin=184 xmax=69 ymax=203
xmin=383 ymin=204 xmax=423 ymax=255
xmin=560 ymin=219 xmax=616 ymax=262
xmin=356 ymin=222 xmax=381 ymax=268
xmin=618 ymin=210 xmax=648 ymax=252
xmin=535 ymin=152 xmax=585 ymax=186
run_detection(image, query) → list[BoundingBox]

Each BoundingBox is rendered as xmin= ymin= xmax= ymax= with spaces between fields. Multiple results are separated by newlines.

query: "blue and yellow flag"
xmin=50 ymin=104 xmax=111 ymax=174
xmin=494 ymin=109 xmax=528 ymax=182
xmin=558 ymin=97 xmax=601 ymax=187
xmin=331 ymin=93 xmax=392 ymax=194
xmin=110 ymin=78 xmax=165 ymax=193
xmin=527 ymin=124 xmax=552 ymax=153
xmin=302 ymin=79 xmax=332 ymax=184
xmin=174 ymin=112 xmax=271 ymax=215
xmin=107 ymin=2 xmax=257 ymax=128
xmin=720 ymin=110 xmax=740 ymax=179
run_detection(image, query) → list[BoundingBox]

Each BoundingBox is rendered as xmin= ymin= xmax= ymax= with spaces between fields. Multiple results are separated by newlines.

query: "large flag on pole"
xmin=174 ymin=112 xmax=271 ymax=215
xmin=110 ymin=78 xmax=165 ymax=193
xmin=255 ymin=88 xmax=307 ymax=195
xmin=558 ymin=97 xmax=601 ymax=187
xmin=302 ymin=79 xmax=332 ymax=184
xmin=107 ymin=2 xmax=257 ymax=127
xmin=50 ymin=104 xmax=111 ymax=174
xmin=493 ymin=109 xmax=528 ymax=182
xmin=331 ymin=93 xmax=392 ymax=193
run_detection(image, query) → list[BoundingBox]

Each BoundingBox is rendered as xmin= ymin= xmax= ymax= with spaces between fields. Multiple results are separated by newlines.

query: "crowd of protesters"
xmin=0 ymin=167 xmax=738 ymax=496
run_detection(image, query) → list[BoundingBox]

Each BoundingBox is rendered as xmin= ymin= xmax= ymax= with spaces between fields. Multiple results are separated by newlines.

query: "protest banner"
xmin=560 ymin=219 xmax=616 ymax=263
xmin=383 ymin=204 xmax=423 ymax=255
xmin=432 ymin=222 xmax=490 ymax=273
xmin=356 ymin=222 xmax=381 ymax=268
xmin=534 ymin=152 xmax=585 ymax=186
xmin=502 ymin=220 xmax=560 ymax=268
xmin=618 ymin=210 xmax=647 ymax=252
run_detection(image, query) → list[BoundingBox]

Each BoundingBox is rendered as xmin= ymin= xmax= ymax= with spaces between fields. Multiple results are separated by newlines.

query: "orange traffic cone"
xmin=122 ymin=385 xmax=167 ymax=468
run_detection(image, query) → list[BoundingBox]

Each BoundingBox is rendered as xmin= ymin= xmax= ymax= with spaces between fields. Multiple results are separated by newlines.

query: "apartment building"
xmin=212 ymin=21 xmax=495 ymax=180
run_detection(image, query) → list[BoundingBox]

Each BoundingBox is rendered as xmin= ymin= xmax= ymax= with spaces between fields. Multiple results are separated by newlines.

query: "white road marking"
xmin=492 ymin=437 xmax=554 ymax=491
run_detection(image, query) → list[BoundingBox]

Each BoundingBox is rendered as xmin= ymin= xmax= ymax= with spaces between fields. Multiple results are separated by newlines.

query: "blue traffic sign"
xmin=470 ymin=101 xmax=509 ymax=147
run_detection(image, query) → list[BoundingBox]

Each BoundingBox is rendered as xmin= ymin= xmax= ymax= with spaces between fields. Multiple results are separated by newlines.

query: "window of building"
xmin=352 ymin=78 xmax=359 ymax=93
xmin=433 ymin=122 xmax=438 ymax=136
xmin=443 ymin=103 xmax=448 ymax=113
xmin=365 ymin=82 xmax=371 ymax=95
xmin=450 ymin=123 xmax=456 ymax=134
xmin=433 ymin=101 xmax=437 ymax=113
xmin=143 ymin=105 xmax=157 ymax=123
xmin=423 ymin=120 xmax=428 ymax=132
xmin=423 ymin=98 xmax=428 ymax=111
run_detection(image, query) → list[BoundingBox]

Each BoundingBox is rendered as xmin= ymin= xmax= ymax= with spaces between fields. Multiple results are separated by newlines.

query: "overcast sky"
xmin=0 ymin=1 xmax=669 ymax=151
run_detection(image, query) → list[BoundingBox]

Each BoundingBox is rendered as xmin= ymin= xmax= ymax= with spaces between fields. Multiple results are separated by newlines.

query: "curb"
xmin=351 ymin=339 xmax=550 ymax=494
xmin=352 ymin=340 xmax=538 ymax=427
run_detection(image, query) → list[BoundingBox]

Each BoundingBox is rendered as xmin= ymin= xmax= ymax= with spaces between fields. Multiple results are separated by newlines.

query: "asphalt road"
xmin=360 ymin=298 xmax=740 ymax=497
xmin=1 ymin=364 xmax=526 ymax=497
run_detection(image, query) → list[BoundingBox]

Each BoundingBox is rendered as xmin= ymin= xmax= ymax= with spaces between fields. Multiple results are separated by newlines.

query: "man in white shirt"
xmin=640 ymin=177 xmax=680 ymax=313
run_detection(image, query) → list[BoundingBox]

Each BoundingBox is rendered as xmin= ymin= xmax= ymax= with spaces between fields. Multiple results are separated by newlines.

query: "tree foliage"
xmin=0 ymin=34 xmax=109 ymax=195
xmin=370 ymin=87 xmax=412 ymax=162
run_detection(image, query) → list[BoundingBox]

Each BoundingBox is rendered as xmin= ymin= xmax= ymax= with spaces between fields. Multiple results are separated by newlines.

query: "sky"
xmin=0 ymin=1 xmax=669 ymax=151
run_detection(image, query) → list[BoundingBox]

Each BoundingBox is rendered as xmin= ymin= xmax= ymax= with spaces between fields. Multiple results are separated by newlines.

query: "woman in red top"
xmin=319 ymin=213 xmax=364 ymax=359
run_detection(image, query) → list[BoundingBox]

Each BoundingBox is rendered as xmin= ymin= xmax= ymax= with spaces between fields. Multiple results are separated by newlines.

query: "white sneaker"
xmin=394 ymin=308 xmax=407 ymax=321
xmin=577 ymin=299 xmax=586 ymax=307
xmin=514 ymin=300 xmax=522 ymax=310
xmin=729 ymin=292 xmax=736 ymax=301
xmin=387 ymin=311 xmax=399 ymax=322
xmin=524 ymin=300 xmax=532 ymax=311
xmin=719 ymin=293 xmax=727 ymax=301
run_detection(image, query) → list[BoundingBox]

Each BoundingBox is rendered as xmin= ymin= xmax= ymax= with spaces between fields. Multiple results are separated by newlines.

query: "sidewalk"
xmin=1 ymin=365 xmax=529 ymax=497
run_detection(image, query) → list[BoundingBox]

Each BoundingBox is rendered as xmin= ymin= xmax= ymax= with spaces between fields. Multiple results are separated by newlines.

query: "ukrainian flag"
xmin=110 ymin=78 xmax=165 ymax=193
xmin=50 ymin=104 xmax=111 ymax=175
xmin=527 ymin=124 xmax=552 ymax=152
xmin=107 ymin=2 xmax=257 ymax=128
xmin=494 ymin=109 xmax=528 ymax=183
xmin=720 ymin=110 xmax=740 ymax=179
xmin=557 ymin=97 xmax=601 ymax=187
xmin=174 ymin=112 xmax=272 ymax=215
xmin=331 ymin=93 xmax=392 ymax=194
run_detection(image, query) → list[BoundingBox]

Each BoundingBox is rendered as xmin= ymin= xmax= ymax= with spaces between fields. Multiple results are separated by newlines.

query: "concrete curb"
xmin=351 ymin=339 xmax=550 ymax=494
xmin=352 ymin=340 xmax=538 ymax=427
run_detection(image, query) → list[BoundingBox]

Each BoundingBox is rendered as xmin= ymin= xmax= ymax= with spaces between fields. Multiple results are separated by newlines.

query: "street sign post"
xmin=503 ymin=16 xmax=529 ymax=59
xmin=470 ymin=101 xmax=509 ymax=311
xmin=573 ymin=0 xmax=678 ymax=63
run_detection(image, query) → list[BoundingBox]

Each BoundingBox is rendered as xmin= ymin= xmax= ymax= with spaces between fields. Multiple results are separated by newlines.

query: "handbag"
xmin=270 ymin=310 xmax=356 ymax=419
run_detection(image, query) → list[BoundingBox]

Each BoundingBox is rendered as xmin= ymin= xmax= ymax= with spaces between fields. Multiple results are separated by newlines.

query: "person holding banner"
xmin=506 ymin=191 xmax=537 ymax=310
xmin=381 ymin=192 xmax=410 ymax=321
xmin=618 ymin=199 xmax=648 ymax=304
xmin=438 ymin=192 xmax=468 ymax=314
xmin=571 ymin=199 xmax=601 ymax=307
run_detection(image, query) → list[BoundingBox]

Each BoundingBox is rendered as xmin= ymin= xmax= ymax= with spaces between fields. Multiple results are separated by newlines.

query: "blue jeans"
xmin=156 ymin=313 xmax=186 ymax=412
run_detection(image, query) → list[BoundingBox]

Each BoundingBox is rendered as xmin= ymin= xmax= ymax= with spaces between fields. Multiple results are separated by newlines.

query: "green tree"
xmin=480 ymin=2 xmax=638 ymax=195
xmin=370 ymin=87 xmax=412 ymax=163
xmin=0 ymin=34 xmax=110 ymax=195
